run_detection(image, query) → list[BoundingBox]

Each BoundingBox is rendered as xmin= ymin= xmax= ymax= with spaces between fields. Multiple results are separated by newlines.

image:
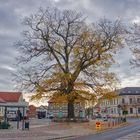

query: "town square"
xmin=0 ymin=0 xmax=140 ymax=140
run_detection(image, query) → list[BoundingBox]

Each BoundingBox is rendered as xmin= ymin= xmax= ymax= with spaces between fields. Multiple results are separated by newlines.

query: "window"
xmin=137 ymin=98 xmax=140 ymax=103
xmin=138 ymin=108 xmax=140 ymax=114
xmin=129 ymin=98 xmax=132 ymax=104
xmin=114 ymin=99 xmax=116 ymax=105
xmin=110 ymin=100 xmax=113 ymax=105
xmin=114 ymin=108 xmax=116 ymax=114
xmin=111 ymin=108 xmax=113 ymax=114
xmin=116 ymin=99 xmax=118 ymax=104
xmin=122 ymin=98 xmax=125 ymax=104
xmin=130 ymin=108 xmax=133 ymax=114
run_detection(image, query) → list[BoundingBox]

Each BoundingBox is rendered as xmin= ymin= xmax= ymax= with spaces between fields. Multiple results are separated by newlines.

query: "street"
xmin=69 ymin=118 xmax=140 ymax=140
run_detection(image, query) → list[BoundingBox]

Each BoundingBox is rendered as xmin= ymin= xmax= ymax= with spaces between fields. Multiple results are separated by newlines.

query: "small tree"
xmin=131 ymin=97 xmax=140 ymax=117
xmin=127 ymin=24 xmax=140 ymax=67
xmin=121 ymin=104 xmax=128 ymax=121
xmin=15 ymin=7 xmax=125 ymax=118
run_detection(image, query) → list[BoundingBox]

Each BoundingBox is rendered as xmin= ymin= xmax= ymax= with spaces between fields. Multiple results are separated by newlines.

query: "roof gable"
xmin=0 ymin=97 xmax=6 ymax=103
xmin=119 ymin=87 xmax=140 ymax=95
xmin=0 ymin=92 xmax=22 ymax=102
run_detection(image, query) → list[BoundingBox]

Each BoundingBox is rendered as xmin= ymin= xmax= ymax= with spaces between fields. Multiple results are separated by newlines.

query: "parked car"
xmin=102 ymin=115 xmax=108 ymax=121
xmin=37 ymin=111 xmax=46 ymax=119
xmin=7 ymin=111 xmax=17 ymax=121
xmin=106 ymin=114 xmax=111 ymax=119
xmin=95 ymin=113 xmax=102 ymax=119
xmin=49 ymin=114 xmax=54 ymax=119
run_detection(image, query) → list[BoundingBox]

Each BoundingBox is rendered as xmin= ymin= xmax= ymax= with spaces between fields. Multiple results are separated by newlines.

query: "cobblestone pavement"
xmin=0 ymin=118 xmax=128 ymax=140
xmin=116 ymin=130 xmax=140 ymax=140
xmin=0 ymin=120 xmax=96 ymax=140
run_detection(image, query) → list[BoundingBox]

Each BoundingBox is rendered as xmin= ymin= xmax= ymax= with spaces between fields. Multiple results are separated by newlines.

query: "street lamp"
xmin=117 ymin=104 xmax=121 ymax=117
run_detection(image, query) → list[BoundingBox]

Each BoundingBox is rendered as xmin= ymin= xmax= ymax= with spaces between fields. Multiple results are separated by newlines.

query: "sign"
xmin=118 ymin=104 xmax=121 ymax=108
xmin=58 ymin=111 xmax=63 ymax=118
xmin=80 ymin=110 xmax=83 ymax=118
xmin=96 ymin=121 xmax=101 ymax=129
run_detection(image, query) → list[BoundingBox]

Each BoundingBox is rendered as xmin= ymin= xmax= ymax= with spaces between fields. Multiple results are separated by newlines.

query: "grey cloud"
xmin=0 ymin=69 xmax=15 ymax=91
xmin=110 ymin=47 xmax=135 ymax=81
xmin=120 ymin=73 xmax=140 ymax=87
xmin=56 ymin=0 xmax=140 ymax=22
xmin=0 ymin=7 xmax=18 ymax=28
xmin=0 ymin=0 xmax=140 ymax=91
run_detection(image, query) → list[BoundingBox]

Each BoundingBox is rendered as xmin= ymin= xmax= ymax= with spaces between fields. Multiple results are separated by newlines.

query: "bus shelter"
xmin=0 ymin=103 xmax=28 ymax=130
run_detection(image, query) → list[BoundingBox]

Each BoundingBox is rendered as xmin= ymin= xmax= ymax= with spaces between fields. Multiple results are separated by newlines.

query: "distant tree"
xmin=15 ymin=7 xmax=125 ymax=118
xmin=128 ymin=24 xmax=140 ymax=67
xmin=120 ymin=104 xmax=128 ymax=121
xmin=131 ymin=97 xmax=140 ymax=117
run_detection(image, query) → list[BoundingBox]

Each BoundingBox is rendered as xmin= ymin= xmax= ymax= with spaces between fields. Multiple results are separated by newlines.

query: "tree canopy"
xmin=15 ymin=7 xmax=125 ymax=118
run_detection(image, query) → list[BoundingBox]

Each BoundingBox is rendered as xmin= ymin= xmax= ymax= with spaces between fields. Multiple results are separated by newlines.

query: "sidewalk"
xmin=0 ymin=120 xmax=128 ymax=140
xmin=0 ymin=121 xmax=96 ymax=140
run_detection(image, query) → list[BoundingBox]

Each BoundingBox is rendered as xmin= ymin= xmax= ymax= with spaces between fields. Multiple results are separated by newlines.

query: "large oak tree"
xmin=16 ymin=8 xmax=125 ymax=118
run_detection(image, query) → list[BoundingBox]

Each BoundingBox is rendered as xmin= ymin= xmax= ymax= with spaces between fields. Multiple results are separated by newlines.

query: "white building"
xmin=98 ymin=87 xmax=140 ymax=117
xmin=48 ymin=97 xmax=85 ymax=118
xmin=0 ymin=92 xmax=28 ymax=118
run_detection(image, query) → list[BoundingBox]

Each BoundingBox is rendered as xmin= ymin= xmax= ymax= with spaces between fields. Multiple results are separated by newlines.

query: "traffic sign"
xmin=96 ymin=121 xmax=101 ymax=129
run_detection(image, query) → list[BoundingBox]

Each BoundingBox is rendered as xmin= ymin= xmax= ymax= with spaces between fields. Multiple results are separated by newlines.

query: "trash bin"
xmin=0 ymin=121 xmax=10 ymax=129
xmin=25 ymin=121 xmax=29 ymax=130
xmin=123 ymin=118 xmax=126 ymax=122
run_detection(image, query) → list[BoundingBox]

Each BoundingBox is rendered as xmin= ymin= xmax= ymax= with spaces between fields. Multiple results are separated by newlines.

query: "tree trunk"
xmin=68 ymin=100 xmax=75 ymax=118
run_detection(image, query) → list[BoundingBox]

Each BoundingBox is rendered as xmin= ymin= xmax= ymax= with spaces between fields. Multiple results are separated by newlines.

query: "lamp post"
xmin=117 ymin=104 xmax=122 ymax=123
xmin=121 ymin=104 xmax=128 ymax=122
xmin=117 ymin=104 xmax=121 ymax=117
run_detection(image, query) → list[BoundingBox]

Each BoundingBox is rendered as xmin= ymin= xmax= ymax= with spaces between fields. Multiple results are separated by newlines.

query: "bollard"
xmin=108 ymin=121 xmax=110 ymax=128
xmin=25 ymin=120 xmax=29 ymax=130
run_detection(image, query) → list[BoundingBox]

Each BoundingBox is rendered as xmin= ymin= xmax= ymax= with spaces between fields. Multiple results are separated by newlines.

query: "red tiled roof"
xmin=0 ymin=92 xmax=22 ymax=102
xmin=29 ymin=105 xmax=37 ymax=111
xmin=0 ymin=97 xmax=6 ymax=103
xmin=28 ymin=105 xmax=37 ymax=116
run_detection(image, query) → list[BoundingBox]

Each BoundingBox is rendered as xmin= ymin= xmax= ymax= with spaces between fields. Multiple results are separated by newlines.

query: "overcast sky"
xmin=0 ymin=0 xmax=140 ymax=92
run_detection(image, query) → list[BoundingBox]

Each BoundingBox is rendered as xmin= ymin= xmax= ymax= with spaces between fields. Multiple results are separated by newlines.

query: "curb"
xmin=47 ymin=135 xmax=77 ymax=140
xmin=47 ymin=123 xmax=130 ymax=140
xmin=94 ymin=122 xmax=130 ymax=134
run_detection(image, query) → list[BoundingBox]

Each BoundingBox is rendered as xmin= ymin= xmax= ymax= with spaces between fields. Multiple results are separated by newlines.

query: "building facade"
xmin=48 ymin=100 xmax=85 ymax=118
xmin=28 ymin=105 xmax=37 ymax=118
xmin=98 ymin=87 xmax=140 ymax=117
xmin=0 ymin=92 xmax=28 ymax=118
xmin=36 ymin=105 xmax=48 ymax=118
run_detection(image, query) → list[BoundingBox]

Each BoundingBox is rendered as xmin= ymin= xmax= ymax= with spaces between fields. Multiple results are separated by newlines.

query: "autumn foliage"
xmin=15 ymin=7 xmax=125 ymax=118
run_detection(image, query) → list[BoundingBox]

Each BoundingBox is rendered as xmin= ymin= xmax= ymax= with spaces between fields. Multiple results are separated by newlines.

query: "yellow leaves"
xmin=73 ymin=46 xmax=80 ymax=55
xmin=74 ymin=82 xmax=86 ymax=89
xmin=49 ymin=94 xmax=68 ymax=103
xmin=51 ymin=72 xmax=73 ymax=87
xmin=102 ymin=91 xmax=118 ymax=100
xmin=80 ymin=31 xmax=90 ymax=40
xmin=47 ymin=86 xmax=97 ymax=103
xmin=39 ymin=72 xmax=73 ymax=88
xmin=30 ymin=92 xmax=43 ymax=101
xmin=99 ymin=89 xmax=118 ymax=101
xmin=93 ymin=85 xmax=118 ymax=101
xmin=55 ymin=41 xmax=62 ymax=51
xmin=74 ymin=90 xmax=96 ymax=101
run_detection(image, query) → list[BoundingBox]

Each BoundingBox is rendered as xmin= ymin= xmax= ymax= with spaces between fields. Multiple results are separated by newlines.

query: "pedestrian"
xmin=25 ymin=116 xmax=29 ymax=130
